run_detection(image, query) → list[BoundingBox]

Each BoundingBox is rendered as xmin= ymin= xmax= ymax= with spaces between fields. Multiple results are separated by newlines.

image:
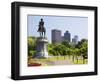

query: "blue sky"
xmin=27 ymin=15 xmax=88 ymax=43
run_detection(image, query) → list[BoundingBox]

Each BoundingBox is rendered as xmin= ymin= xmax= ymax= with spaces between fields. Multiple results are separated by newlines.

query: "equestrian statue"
xmin=37 ymin=18 xmax=46 ymax=38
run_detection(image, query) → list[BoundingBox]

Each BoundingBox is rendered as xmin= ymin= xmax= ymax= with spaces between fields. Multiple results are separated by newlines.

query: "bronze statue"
xmin=37 ymin=18 xmax=46 ymax=38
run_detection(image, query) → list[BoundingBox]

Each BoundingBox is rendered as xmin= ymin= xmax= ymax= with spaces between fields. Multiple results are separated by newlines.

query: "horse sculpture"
xmin=37 ymin=18 xmax=46 ymax=38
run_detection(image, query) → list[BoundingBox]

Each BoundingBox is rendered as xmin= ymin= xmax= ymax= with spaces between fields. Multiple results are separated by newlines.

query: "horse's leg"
xmin=44 ymin=31 xmax=45 ymax=38
xmin=44 ymin=30 xmax=46 ymax=38
xmin=39 ymin=32 xmax=40 ymax=37
xmin=42 ymin=32 xmax=43 ymax=38
xmin=41 ymin=32 xmax=42 ymax=37
xmin=40 ymin=32 xmax=41 ymax=37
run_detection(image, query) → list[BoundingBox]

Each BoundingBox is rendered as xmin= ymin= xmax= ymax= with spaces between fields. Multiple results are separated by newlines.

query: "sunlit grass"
xmin=28 ymin=56 xmax=88 ymax=66
xmin=74 ymin=59 xmax=88 ymax=64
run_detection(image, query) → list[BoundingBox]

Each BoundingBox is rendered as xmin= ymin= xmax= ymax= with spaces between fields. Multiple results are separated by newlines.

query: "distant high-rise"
xmin=63 ymin=31 xmax=71 ymax=42
xmin=72 ymin=35 xmax=78 ymax=44
xmin=52 ymin=29 xmax=62 ymax=44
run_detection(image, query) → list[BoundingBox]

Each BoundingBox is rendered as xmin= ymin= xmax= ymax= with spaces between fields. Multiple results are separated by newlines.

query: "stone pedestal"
xmin=34 ymin=37 xmax=49 ymax=58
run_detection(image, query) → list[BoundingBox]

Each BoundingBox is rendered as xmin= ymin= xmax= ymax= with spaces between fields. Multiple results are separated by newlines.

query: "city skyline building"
xmin=52 ymin=29 xmax=62 ymax=44
xmin=51 ymin=29 xmax=79 ymax=44
xmin=72 ymin=35 xmax=78 ymax=44
xmin=63 ymin=31 xmax=71 ymax=42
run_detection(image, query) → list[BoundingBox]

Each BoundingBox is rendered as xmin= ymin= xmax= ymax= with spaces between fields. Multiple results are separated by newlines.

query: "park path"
xmin=46 ymin=60 xmax=73 ymax=65
xmin=53 ymin=60 xmax=73 ymax=65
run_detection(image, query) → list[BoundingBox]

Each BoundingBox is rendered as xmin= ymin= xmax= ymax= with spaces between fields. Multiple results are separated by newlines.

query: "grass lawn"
xmin=28 ymin=56 xmax=88 ymax=66
xmin=74 ymin=59 xmax=88 ymax=64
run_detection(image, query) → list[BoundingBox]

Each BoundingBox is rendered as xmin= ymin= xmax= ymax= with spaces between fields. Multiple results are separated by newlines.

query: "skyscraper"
xmin=63 ymin=31 xmax=71 ymax=42
xmin=52 ymin=29 xmax=62 ymax=44
xmin=72 ymin=35 xmax=78 ymax=44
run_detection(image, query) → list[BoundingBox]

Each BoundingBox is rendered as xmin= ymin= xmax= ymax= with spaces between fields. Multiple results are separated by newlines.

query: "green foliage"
xmin=28 ymin=36 xmax=37 ymax=56
xmin=48 ymin=44 xmax=67 ymax=56
xmin=29 ymin=50 xmax=37 ymax=57
xmin=75 ymin=39 xmax=88 ymax=48
xmin=74 ymin=39 xmax=88 ymax=63
xmin=28 ymin=36 xmax=88 ymax=64
xmin=48 ymin=39 xmax=88 ymax=64
xmin=48 ymin=49 xmax=57 ymax=56
xmin=62 ymin=41 xmax=71 ymax=48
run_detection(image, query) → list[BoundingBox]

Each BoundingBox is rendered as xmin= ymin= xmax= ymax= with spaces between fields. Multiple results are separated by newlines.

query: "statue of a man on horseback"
xmin=37 ymin=18 xmax=46 ymax=38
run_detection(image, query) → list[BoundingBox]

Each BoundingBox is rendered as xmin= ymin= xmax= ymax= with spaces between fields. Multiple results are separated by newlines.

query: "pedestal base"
xmin=34 ymin=37 xmax=49 ymax=58
xmin=35 ymin=52 xmax=49 ymax=58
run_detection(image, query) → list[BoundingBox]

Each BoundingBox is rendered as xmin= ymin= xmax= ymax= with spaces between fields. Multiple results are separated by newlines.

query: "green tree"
xmin=75 ymin=39 xmax=88 ymax=48
xmin=48 ymin=44 xmax=67 ymax=59
xmin=62 ymin=41 xmax=71 ymax=48
xmin=66 ymin=48 xmax=71 ymax=59
xmin=80 ymin=47 xmax=88 ymax=64
xmin=28 ymin=37 xmax=37 ymax=57
xmin=74 ymin=49 xmax=81 ymax=63
xmin=78 ymin=39 xmax=88 ymax=64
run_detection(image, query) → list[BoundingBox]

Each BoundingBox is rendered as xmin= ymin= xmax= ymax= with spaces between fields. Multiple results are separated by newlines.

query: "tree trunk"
xmin=83 ymin=58 xmax=85 ymax=64
xmin=76 ymin=56 xmax=78 ymax=63
xmin=72 ymin=55 xmax=74 ymax=62
xmin=83 ymin=56 xmax=85 ymax=64
xmin=57 ymin=56 xmax=58 ymax=60
xmin=64 ymin=56 xmax=65 ymax=60
xmin=69 ymin=55 xmax=70 ymax=59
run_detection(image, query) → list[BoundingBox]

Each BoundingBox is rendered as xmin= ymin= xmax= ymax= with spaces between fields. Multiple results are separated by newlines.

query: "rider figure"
xmin=39 ymin=18 xmax=44 ymax=26
xmin=37 ymin=18 xmax=46 ymax=38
